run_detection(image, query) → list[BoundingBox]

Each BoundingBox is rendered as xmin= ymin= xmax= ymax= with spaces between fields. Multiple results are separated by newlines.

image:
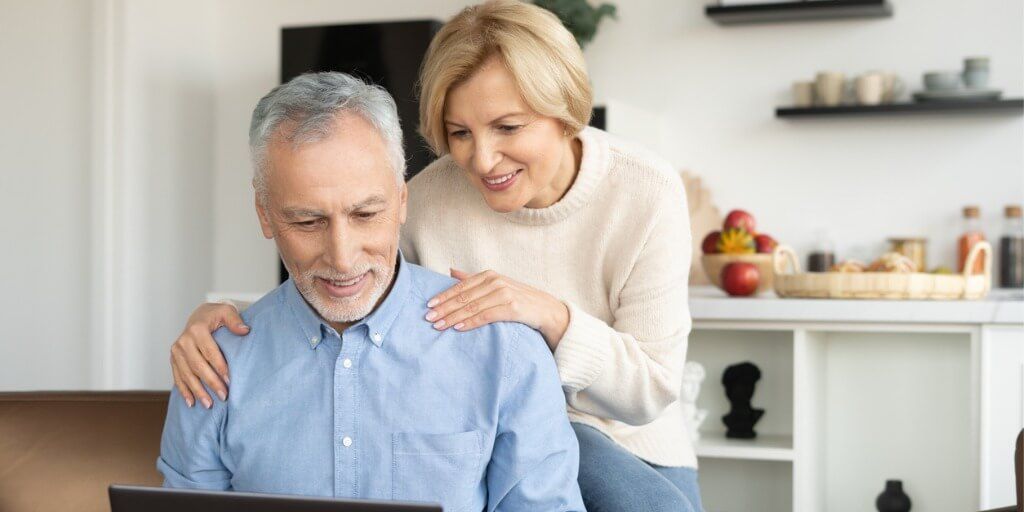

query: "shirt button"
xmin=342 ymin=436 xmax=353 ymax=447
xmin=371 ymin=332 xmax=382 ymax=343
xmin=343 ymin=358 xmax=352 ymax=369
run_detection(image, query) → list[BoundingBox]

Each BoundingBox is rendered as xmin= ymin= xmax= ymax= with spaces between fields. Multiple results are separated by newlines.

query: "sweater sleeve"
xmin=552 ymin=180 xmax=692 ymax=426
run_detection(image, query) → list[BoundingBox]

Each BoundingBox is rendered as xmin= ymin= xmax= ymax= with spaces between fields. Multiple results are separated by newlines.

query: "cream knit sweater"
xmin=400 ymin=127 xmax=695 ymax=468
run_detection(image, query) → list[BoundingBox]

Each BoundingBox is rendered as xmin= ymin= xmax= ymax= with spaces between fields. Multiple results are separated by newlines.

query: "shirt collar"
xmin=352 ymin=250 xmax=412 ymax=348
xmin=282 ymin=250 xmax=412 ymax=350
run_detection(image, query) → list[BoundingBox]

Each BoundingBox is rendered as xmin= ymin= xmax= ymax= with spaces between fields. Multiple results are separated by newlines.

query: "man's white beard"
xmin=291 ymin=261 xmax=393 ymax=324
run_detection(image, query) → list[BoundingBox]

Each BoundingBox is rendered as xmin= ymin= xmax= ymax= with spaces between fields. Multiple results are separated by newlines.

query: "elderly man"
xmin=157 ymin=72 xmax=585 ymax=512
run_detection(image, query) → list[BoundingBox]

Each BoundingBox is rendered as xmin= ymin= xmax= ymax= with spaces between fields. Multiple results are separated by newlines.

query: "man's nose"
xmin=471 ymin=136 xmax=502 ymax=175
xmin=323 ymin=222 xmax=359 ymax=272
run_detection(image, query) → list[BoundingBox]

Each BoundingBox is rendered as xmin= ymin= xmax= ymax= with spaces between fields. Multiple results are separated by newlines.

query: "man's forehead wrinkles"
xmin=278 ymin=194 xmax=389 ymax=218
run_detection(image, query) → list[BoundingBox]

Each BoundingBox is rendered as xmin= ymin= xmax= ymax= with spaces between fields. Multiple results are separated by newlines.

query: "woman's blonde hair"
xmin=418 ymin=0 xmax=593 ymax=156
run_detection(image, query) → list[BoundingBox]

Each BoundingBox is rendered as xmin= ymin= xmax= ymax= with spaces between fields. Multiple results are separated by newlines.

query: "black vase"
xmin=876 ymin=479 xmax=911 ymax=512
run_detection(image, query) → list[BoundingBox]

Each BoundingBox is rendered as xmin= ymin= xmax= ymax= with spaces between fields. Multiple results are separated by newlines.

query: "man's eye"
xmin=294 ymin=220 xmax=320 ymax=228
xmin=355 ymin=212 xmax=378 ymax=220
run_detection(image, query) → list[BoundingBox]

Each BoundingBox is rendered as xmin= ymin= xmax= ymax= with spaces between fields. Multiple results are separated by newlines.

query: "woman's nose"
xmin=471 ymin=138 xmax=502 ymax=174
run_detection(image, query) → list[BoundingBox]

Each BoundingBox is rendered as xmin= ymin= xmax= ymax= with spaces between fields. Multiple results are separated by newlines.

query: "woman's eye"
xmin=498 ymin=124 xmax=522 ymax=133
xmin=448 ymin=129 xmax=469 ymax=139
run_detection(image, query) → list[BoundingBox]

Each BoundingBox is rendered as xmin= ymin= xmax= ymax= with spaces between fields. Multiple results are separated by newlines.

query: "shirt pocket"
xmin=392 ymin=430 xmax=483 ymax=509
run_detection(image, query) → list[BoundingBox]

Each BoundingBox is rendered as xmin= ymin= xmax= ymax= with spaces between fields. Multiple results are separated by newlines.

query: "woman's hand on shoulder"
xmin=170 ymin=302 xmax=248 ymax=409
xmin=425 ymin=269 xmax=569 ymax=351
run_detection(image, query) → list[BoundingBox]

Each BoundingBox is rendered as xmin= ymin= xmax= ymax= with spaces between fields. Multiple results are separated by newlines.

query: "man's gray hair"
xmin=249 ymin=72 xmax=406 ymax=202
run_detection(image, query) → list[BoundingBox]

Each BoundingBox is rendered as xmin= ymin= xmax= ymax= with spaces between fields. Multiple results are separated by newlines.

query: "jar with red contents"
xmin=958 ymin=206 xmax=986 ymax=274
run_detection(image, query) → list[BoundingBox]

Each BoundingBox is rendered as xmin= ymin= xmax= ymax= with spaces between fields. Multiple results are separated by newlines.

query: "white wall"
xmin=0 ymin=0 xmax=217 ymax=390
xmin=0 ymin=1 xmax=93 ymax=389
xmin=111 ymin=0 xmax=218 ymax=388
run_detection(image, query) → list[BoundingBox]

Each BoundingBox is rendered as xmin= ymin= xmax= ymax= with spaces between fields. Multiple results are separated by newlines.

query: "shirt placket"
xmin=333 ymin=328 xmax=364 ymax=498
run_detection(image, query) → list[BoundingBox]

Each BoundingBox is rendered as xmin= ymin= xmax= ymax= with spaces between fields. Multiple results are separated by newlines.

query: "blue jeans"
xmin=573 ymin=422 xmax=704 ymax=512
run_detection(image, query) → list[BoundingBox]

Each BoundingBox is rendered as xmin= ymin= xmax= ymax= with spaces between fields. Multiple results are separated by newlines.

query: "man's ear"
xmin=255 ymin=193 xmax=275 ymax=239
xmin=397 ymin=180 xmax=408 ymax=225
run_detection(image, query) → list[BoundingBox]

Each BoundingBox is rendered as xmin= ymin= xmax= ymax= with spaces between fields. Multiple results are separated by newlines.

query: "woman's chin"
xmin=476 ymin=186 xmax=526 ymax=213
xmin=483 ymin=196 xmax=525 ymax=214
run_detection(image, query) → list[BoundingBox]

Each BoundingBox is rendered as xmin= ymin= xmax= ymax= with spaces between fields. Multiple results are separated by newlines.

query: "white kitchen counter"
xmin=688 ymin=285 xmax=1024 ymax=325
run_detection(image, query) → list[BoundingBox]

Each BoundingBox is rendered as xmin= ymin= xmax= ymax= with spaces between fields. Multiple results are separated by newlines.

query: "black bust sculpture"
xmin=721 ymin=362 xmax=764 ymax=439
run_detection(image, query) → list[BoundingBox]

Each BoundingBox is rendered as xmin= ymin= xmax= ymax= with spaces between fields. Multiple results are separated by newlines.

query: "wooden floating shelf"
xmin=706 ymin=0 xmax=892 ymax=25
xmin=776 ymin=98 xmax=1024 ymax=118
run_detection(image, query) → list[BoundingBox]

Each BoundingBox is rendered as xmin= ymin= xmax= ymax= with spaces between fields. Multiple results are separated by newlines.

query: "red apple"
xmin=755 ymin=234 xmax=778 ymax=254
xmin=701 ymin=231 xmax=722 ymax=254
xmin=724 ymin=209 xmax=757 ymax=234
xmin=721 ymin=262 xmax=760 ymax=297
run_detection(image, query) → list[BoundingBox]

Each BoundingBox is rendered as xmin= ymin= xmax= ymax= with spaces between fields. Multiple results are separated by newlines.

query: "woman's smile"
xmin=481 ymin=169 xmax=522 ymax=191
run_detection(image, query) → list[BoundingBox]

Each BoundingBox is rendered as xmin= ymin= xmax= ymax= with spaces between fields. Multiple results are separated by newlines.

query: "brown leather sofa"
xmin=0 ymin=391 xmax=169 ymax=512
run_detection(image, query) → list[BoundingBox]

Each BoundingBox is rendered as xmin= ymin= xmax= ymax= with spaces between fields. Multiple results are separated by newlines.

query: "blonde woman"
xmin=168 ymin=1 xmax=701 ymax=510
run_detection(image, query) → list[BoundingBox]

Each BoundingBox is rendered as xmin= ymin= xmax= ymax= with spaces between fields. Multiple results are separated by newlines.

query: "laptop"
xmin=109 ymin=485 xmax=442 ymax=512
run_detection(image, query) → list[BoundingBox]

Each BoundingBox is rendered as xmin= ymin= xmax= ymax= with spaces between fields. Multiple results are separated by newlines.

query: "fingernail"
xmin=433 ymin=320 xmax=446 ymax=329
xmin=454 ymin=323 xmax=465 ymax=330
xmin=238 ymin=324 xmax=249 ymax=331
xmin=217 ymin=390 xmax=227 ymax=401
xmin=202 ymin=398 xmax=212 ymax=409
xmin=425 ymin=310 xmax=437 ymax=321
xmin=427 ymin=299 xmax=438 ymax=308
xmin=187 ymin=398 xmax=194 ymax=408
xmin=224 ymin=374 xmax=231 ymax=385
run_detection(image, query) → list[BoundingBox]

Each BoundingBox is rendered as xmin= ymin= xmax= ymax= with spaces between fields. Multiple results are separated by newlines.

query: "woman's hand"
xmin=170 ymin=302 xmax=248 ymax=409
xmin=426 ymin=269 xmax=569 ymax=351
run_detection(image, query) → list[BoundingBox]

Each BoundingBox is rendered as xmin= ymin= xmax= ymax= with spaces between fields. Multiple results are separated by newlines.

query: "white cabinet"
xmin=688 ymin=287 xmax=1024 ymax=512
xmin=979 ymin=325 xmax=1024 ymax=509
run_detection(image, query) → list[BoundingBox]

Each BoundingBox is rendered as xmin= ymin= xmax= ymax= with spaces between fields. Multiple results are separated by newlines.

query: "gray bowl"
xmin=923 ymin=71 xmax=963 ymax=91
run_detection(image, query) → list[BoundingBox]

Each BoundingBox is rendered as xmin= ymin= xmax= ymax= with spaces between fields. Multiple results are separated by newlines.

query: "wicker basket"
xmin=771 ymin=242 xmax=992 ymax=300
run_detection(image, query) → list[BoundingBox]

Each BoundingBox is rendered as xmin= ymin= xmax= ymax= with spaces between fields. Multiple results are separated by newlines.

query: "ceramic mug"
xmin=792 ymin=81 xmax=815 ymax=107
xmin=866 ymin=70 xmax=904 ymax=103
xmin=815 ymin=71 xmax=846 ymax=107
xmin=855 ymin=73 xmax=884 ymax=105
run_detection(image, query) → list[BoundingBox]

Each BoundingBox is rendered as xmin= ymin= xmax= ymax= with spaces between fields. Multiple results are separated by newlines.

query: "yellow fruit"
xmin=717 ymin=228 xmax=756 ymax=254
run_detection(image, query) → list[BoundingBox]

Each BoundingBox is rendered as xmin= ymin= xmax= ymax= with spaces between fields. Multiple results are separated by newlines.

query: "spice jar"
xmin=1000 ymin=205 xmax=1023 ymax=288
xmin=958 ymin=206 xmax=986 ymax=274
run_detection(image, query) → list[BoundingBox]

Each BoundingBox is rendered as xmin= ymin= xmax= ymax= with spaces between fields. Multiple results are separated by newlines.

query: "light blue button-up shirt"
xmin=157 ymin=253 xmax=585 ymax=512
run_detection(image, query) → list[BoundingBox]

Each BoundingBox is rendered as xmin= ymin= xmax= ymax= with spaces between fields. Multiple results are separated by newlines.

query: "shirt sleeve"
xmin=485 ymin=326 xmax=586 ymax=512
xmin=156 ymin=385 xmax=232 ymax=490
xmin=552 ymin=179 xmax=692 ymax=426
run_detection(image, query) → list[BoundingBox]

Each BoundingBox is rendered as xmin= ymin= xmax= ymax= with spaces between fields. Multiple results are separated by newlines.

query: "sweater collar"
xmin=501 ymin=126 xmax=611 ymax=226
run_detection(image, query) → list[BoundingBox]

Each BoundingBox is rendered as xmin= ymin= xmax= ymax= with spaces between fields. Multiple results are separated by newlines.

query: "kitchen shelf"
xmin=705 ymin=0 xmax=892 ymax=25
xmin=776 ymin=98 xmax=1024 ymax=117
xmin=695 ymin=432 xmax=795 ymax=461
xmin=689 ymin=286 xmax=1024 ymax=325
